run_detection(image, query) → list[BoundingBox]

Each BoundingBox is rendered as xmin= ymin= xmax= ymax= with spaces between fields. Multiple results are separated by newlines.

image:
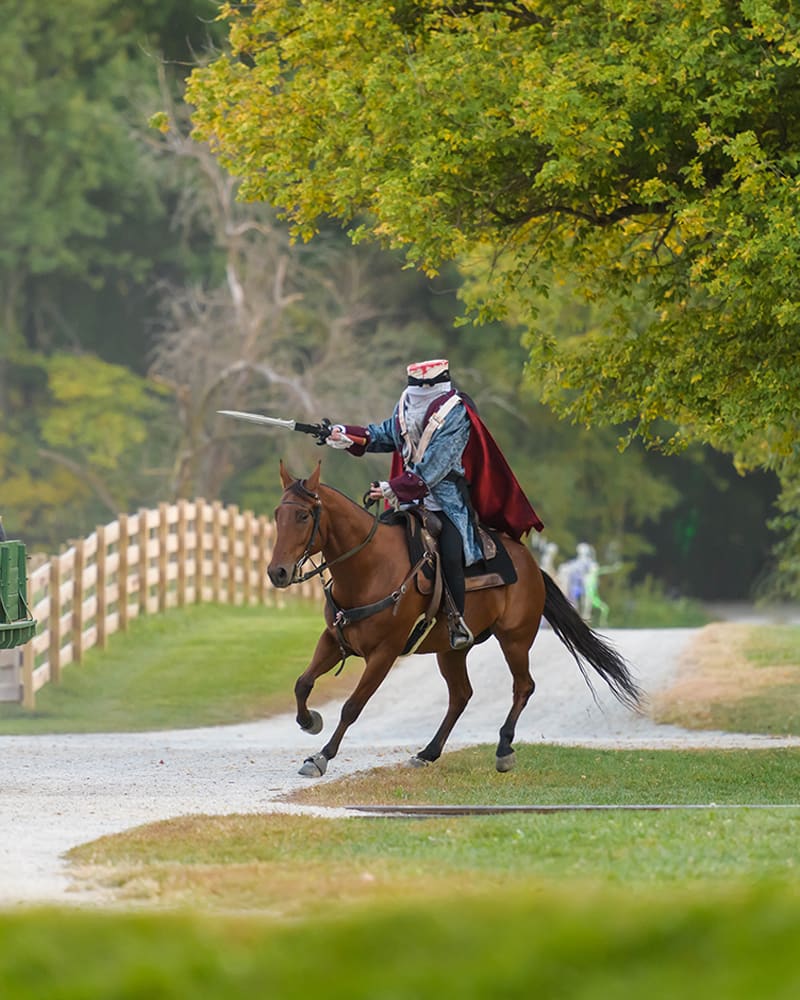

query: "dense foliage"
xmin=0 ymin=1 xmax=782 ymax=599
xmin=187 ymin=0 xmax=797 ymax=591
xmin=1 ymin=0 xmax=220 ymax=541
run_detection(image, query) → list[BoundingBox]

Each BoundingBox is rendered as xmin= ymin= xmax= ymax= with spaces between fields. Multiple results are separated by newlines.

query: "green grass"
xmin=745 ymin=624 xmax=800 ymax=668
xmin=2 ymin=886 xmax=799 ymax=999
xmin=4 ymin=608 xmax=800 ymax=736
xmin=678 ymin=624 xmax=800 ymax=736
xmin=606 ymin=577 xmax=710 ymax=628
xmin=287 ymin=744 xmax=800 ymax=808
xmin=66 ymin=746 xmax=800 ymax=911
xmin=69 ymin=806 xmax=800 ymax=903
xmin=0 ymin=603 xmax=333 ymax=733
xmin=701 ymin=683 xmax=800 ymax=736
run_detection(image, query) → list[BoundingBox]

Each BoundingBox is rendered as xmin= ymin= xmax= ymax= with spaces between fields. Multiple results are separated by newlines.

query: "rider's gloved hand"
xmin=326 ymin=425 xmax=354 ymax=449
xmin=368 ymin=480 xmax=399 ymax=508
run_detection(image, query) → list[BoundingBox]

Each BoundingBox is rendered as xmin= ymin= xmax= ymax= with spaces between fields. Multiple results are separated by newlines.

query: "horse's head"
xmin=267 ymin=460 xmax=323 ymax=588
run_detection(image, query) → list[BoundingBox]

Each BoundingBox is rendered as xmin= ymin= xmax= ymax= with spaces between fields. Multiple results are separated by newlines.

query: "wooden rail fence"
xmin=2 ymin=499 xmax=322 ymax=709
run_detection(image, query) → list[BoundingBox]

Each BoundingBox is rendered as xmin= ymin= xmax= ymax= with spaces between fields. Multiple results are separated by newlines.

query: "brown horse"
xmin=268 ymin=462 xmax=641 ymax=777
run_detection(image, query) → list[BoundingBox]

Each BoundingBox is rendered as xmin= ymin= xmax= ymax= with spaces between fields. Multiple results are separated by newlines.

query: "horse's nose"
xmin=268 ymin=564 xmax=292 ymax=589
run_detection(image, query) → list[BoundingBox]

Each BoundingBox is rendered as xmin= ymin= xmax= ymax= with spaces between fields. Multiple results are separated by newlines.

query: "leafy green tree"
xmin=0 ymin=353 xmax=171 ymax=546
xmin=0 ymin=1 xmax=220 ymax=361
xmin=425 ymin=313 xmax=678 ymax=561
xmin=187 ymin=0 xmax=800 ymax=589
xmin=0 ymin=0 xmax=219 ymax=546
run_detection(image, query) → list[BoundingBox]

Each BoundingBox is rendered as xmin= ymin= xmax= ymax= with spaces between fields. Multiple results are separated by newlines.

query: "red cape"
xmin=461 ymin=402 xmax=544 ymax=539
xmin=390 ymin=399 xmax=543 ymax=540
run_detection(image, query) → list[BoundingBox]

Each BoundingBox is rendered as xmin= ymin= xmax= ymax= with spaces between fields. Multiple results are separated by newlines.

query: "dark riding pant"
xmin=438 ymin=510 xmax=466 ymax=616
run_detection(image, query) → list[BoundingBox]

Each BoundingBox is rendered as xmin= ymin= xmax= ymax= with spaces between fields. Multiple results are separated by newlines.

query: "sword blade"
xmin=217 ymin=410 xmax=297 ymax=431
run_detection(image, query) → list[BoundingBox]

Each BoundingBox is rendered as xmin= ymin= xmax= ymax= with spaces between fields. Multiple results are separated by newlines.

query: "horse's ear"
xmin=279 ymin=460 xmax=294 ymax=488
xmin=305 ymin=460 xmax=322 ymax=493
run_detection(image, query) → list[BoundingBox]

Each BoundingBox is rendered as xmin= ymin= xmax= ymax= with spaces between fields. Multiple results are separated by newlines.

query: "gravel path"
xmin=2 ymin=627 xmax=799 ymax=908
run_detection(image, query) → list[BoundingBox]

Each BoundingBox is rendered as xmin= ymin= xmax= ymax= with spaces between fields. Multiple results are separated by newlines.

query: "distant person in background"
xmin=583 ymin=559 xmax=610 ymax=626
xmin=559 ymin=542 xmax=620 ymax=624
xmin=560 ymin=543 xmax=597 ymax=618
xmin=540 ymin=541 xmax=559 ymax=577
xmin=0 ymin=516 xmax=6 ymax=542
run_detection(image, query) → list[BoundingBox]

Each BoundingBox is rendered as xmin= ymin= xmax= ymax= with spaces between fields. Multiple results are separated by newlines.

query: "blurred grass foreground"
xmin=1 ymin=885 xmax=799 ymax=1000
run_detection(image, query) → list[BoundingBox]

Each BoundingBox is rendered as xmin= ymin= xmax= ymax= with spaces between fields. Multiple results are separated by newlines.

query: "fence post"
xmin=72 ymin=539 xmax=84 ymax=664
xmin=22 ymin=640 xmax=35 ymax=710
xmin=158 ymin=502 xmax=169 ymax=613
xmin=177 ymin=499 xmax=188 ymax=608
xmin=96 ymin=524 xmax=107 ymax=650
xmin=49 ymin=556 xmax=62 ymax=684
xmin=211 ymin=501 xmax=223 ymax=603
xmin=227 ymin=504 xmax=239 ymax=605
xmin=243 ymin=510 xmax=253 ymax=606
xmin=138 ymin=508 xmax=149 ymax=615
xmin=118 ymin=513 xmax=129 ymax=632
xmin=193 ymin=499 xmax=205 ymax=604
xmin=258 ymin=514 xmax=271 ymax=606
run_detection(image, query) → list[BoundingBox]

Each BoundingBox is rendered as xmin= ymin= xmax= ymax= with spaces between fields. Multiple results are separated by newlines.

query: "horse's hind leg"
xmin=411 ymin=649 xmax=472 ymax=766
xmin=494 ymin=635 xmax=536 ymax=773
xmin=294 ymin=629 xmax=344 ymax=736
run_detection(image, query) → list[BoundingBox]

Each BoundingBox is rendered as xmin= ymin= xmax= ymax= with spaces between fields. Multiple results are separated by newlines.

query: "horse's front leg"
xmin=299 ymin=648 xmax=397 ymax=778
xmin=295 ymin=629 xmax=344 ymax=736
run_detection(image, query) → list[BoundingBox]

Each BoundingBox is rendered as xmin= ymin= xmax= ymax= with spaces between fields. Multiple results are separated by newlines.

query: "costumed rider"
xmin=326 ymin=359 xmax=544 ymax=650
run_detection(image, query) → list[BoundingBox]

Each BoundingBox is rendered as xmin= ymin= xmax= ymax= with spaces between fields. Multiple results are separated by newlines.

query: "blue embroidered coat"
xmin=363 ymin=400 xmax=485 ymax=566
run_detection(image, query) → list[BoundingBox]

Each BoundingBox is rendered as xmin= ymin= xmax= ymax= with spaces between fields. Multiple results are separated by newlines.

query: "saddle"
xmin=380 ymin=508 xmax=518 ymax=597
xmin=370 ymin=508 xmax=516 ymax=657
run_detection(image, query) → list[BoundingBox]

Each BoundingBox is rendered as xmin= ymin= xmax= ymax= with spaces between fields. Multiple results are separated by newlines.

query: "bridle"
xmin=278 ymin=478 xmax=438 ymax=674
xmin=279 ymin=479 xmax=381 ymax=584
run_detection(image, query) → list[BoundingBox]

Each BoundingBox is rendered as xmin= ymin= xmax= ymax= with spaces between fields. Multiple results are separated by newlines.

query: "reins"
xmin=278 ymin=480 xmax=438 ymax=674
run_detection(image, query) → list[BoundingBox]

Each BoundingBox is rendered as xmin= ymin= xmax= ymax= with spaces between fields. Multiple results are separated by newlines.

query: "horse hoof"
xmin=496 ymin=751 xmax=516 ymax=773
xmin=301 ymin=710 xmax=323 ymax=735
xmin=407 ymin=755 xmax=430 ymax=768
xmin=298 ymin=753 xmax=328 ymax=777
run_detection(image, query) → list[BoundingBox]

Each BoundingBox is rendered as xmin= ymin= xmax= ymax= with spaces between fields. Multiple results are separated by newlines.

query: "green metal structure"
xmin=0 ymin=540 xmax=37 ymax=649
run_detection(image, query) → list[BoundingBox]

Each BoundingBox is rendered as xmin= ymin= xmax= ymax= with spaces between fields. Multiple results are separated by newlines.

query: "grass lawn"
xmin=0 ymin=602 xmax=349 ymax=733
xmin=2 ymin=884 xmax=799 ymax=999
xmin=68 ymin=804 xmax=800 ymax=913
xmin=67 ymin=744 xmax=800 ymax=912
xmin=3 ymin=613 xmax=800 ymax=997
xmin=284 ymin=743 xmax=800 ymax=808
xmin=2 ymin=610 xmax=799 ymax=737
xmin=653 ymin=623 xmax=800 ymax=735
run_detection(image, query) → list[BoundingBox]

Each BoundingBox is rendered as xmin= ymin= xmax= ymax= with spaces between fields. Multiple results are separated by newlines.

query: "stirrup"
xmin=448 ymin=614 xmax=474 ymax=650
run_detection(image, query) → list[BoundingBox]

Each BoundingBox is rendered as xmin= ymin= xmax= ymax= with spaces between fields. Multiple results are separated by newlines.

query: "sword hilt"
xmin=294 ymin=418 xmax=333 ymax=445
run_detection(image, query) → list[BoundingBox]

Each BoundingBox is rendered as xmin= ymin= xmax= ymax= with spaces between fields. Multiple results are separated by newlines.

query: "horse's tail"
xmin=541 ymin=571 xmax=642 ymax=711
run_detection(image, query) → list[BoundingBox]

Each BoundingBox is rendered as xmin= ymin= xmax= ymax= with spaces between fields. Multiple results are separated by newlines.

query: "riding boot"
xmin=441 ymin=570 xmax=473 ymax=649
xmin=437 ymin=513 xmax=473 ymax=650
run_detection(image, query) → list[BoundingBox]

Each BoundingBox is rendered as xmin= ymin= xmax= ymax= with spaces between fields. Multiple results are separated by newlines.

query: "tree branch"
xmin=492 ymin=200 xmax=671 ymax=228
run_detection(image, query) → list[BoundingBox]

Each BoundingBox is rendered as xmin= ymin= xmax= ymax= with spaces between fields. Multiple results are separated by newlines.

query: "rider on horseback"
xmin=327 ymin=359 xmax=543 ymax=650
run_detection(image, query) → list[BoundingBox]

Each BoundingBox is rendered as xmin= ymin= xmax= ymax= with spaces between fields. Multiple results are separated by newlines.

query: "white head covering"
xmin=399 ymin=359 xmax=452 ymax=453
xmin=407 ymin=359 xmax=449 ymax=385
xmin=403 ymin=383 xmax=451 ymax=444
